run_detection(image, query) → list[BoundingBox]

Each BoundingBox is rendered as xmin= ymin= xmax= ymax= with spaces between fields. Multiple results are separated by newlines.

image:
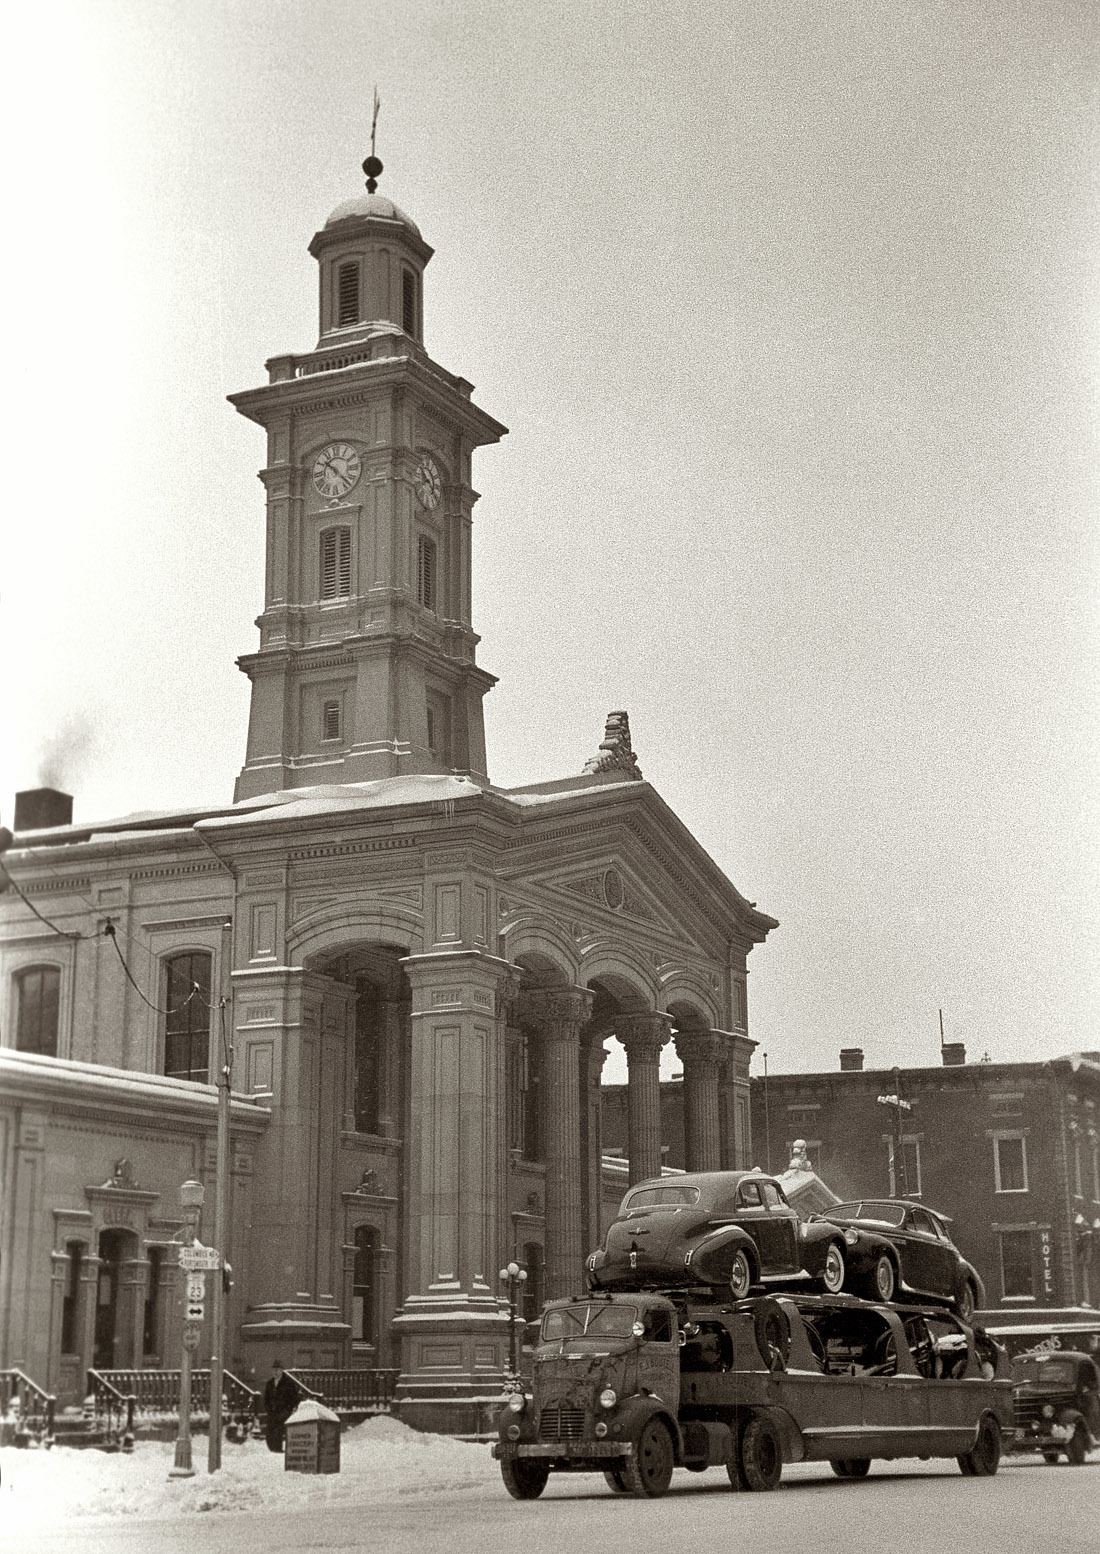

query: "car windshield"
xmin=1015 ymin=1358 xmax=1077 ymax=1387
xmin=624 ymin=1185 xmax=700 ymax=1210
xmin=541 ymin=1303 xmax=642 ymax=1341
xmin=829 ymin=1201 xmax=907 ymax=1228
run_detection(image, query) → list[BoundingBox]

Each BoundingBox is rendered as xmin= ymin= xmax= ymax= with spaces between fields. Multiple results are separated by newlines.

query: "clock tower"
xmin=231 ymin=158 xmax=506 ymax=801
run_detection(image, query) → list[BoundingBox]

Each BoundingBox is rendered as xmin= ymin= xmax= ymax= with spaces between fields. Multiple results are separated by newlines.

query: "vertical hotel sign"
xmin=1039 ymin=1226 xmax=1055 ymax=1299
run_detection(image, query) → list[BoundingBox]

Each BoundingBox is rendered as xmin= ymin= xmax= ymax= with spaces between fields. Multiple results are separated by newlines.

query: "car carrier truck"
xmin=493 ymin=1287 xmax=1014 ymax=1498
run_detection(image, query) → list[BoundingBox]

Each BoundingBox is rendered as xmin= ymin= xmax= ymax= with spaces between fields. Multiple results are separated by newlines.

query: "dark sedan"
xmin=812 ymin=1199 xmax=985 ymax=1319
xmin=586 ymin=1170 xmax=896 ymax=1300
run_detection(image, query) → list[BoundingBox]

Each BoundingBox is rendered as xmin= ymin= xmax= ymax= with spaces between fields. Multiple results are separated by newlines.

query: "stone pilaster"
xmin=581 ymin=1032 xmax=610 ymax=1254
xmin=618 ymin=1012 xmax=672 ymax=1185
xmin=717 ymin=1030 xmax=758 ymax=1170
xmin=391 ymin=949 xmax=516 ymax=1434
xmin=674 ymin=1030 xmax=724 ymax=1172
xmin=523 ymin=987 xmax=594 ymax=1301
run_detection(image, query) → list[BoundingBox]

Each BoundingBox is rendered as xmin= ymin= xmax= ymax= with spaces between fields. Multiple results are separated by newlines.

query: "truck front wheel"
xmin=957 ymin=1414 xmax=1001 ymax=1477
xmin=500 ymin=1456 xmax=550 ymax=1499
xmin=622 ymin=1418 xmax=675 ymax=1498
xmin=1066 ymin=1424 xmax=1088 ymax=1466
xmin=603 ymin=1465 xmax=631 ymax=1494
xmin=739 ymin=1413 xmax=783 ymax=1491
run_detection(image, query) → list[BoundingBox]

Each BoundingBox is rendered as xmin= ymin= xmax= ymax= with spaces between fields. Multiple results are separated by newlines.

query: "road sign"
xmin=182 ymin=1321 xmax=202 ymax=1351
xmin=179 ymin=1244 xmax=221 ymax=1271
xmin=186 ymin=1273 xmax=206 ymax=1301
xmin=186 ymin=1299 xmax=206 ymax=1321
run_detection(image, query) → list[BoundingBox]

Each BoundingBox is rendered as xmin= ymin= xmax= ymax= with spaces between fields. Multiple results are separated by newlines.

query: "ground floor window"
xmin=1000 ymin=1227 xmax=1035 ymax=1299
xmin=61 ymin=1241 xmax=83 ymax=1353
xmin=353 ymin=1226 xmax=379 ymax=1346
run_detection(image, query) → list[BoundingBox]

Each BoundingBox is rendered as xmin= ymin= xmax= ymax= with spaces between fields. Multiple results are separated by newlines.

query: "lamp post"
xmin=499 ymin=1260 xmax=527 ymax=1390
xmin=169 ymin=1178 xmax=205 ymax=1479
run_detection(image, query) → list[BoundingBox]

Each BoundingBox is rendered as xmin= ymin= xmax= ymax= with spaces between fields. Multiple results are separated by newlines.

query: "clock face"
xmin=414 ymin=456 xmax=442 ymax=510
xmin=312 ymin=442 xmax=362 ymax=502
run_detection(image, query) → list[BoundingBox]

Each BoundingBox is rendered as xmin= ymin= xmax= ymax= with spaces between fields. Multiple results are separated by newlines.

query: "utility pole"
xmin=208 ymin=998 xmax=231 ymax=1473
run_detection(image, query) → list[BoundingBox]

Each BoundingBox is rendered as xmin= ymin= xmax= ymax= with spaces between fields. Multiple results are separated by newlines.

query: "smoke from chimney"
xmin=36 ymin=713 xmax=97 ymax=794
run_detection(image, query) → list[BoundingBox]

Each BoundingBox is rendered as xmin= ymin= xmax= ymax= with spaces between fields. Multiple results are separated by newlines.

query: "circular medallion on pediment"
xmin=603 ymin=868 xmax=624 ymax=910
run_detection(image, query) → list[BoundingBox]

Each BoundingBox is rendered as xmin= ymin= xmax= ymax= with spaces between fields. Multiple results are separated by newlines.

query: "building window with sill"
xmin=61 ymin=1241 xmax=84 ymax=1353
xmin=163 ymin=952 xmax=212 ymax=1083
xmin=1000 ymin=1227 xmax=1035 ymax=1299
xmin=15 ymin=964 xmax=60 ymax=1055
xmin=320 ymin=526 xmax=351 ymax=600
xmin=994 ymin=1132 xmax=1028 ymax=1193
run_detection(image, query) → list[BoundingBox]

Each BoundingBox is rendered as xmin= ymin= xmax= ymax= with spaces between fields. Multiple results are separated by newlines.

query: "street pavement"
xmin=7 ymin=1454 xmax=1098 ymax=1554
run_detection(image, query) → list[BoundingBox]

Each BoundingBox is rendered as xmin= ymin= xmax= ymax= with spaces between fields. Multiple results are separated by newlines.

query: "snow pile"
xmin=0 ymin=1416 xmax=498 ymax=1529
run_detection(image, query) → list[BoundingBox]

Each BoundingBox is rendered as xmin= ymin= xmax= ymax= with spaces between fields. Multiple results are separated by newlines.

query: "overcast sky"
xmin=3 ymin=0 xmax=1097 ymax=1077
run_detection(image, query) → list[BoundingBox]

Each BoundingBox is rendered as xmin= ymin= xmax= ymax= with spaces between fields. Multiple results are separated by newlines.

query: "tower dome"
xmin=324 ymin=192 xmax=424 ymax=242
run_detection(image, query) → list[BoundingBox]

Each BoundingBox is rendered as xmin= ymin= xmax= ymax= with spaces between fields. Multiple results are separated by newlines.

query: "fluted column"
xmin=674 ymin=1030 xmax=724 ymax=1171
xmin=523 ymin=987 xmax=594 ymax=1300
xmin=580 ymin=1031 xmax=610 ymax=1254
xmin=618 ymin=1012 xmax=672 ymax=1185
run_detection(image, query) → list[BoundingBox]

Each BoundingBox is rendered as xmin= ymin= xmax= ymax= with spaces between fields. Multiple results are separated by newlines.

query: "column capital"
xmin=521 ymin=986 xmax=594 ymax=1040
xmin=673 ymin=1029 xmax=725 ymax=1069
xmin=616 ymin=1011 xmax=672 ymax=1061
xmin=582 ymin=1032 xmax=610 ymax=1083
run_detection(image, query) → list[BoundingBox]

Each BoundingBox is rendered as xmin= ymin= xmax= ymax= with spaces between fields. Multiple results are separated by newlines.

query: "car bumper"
xmin=493 ymin=1440 xmax=632 ymax=1460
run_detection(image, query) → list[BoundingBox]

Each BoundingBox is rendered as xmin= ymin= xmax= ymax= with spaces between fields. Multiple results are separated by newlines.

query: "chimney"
xmin=839 ymin=1047 xmax=864 ymax=1072
xmin=14 ymin=788 xmax=73 ymax=831
xmin=941 ymin=1042 xmax=966 ymax=1067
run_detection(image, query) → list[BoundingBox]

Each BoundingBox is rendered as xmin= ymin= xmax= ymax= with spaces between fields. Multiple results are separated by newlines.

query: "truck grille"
xmin=539 ymin=1403 xmax=586 ymax=1440
xmin=1014 ymin=1391 xmax=1075 ymax=1427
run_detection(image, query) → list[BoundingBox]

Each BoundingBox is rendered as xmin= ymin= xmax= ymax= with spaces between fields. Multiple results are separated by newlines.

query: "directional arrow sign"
xmin=186 ymin=1299 xmax=206 ymax=1322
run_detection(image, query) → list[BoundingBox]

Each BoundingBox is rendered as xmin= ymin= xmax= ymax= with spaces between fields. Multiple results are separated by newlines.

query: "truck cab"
xmin=1010 ymin=1350 xmax=1100 ymax=1465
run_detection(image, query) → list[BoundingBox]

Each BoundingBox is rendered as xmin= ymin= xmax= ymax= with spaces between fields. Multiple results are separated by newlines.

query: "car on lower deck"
xmin=585 ymin=1170 xmax=899 ymax=1301
xmin=808 ymin=1199 xmax=984 ymax=1320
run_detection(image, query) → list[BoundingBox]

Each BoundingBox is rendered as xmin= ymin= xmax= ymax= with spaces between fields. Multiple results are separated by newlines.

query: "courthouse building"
xmin=0 ymin=164 xmax=774 ymax=1431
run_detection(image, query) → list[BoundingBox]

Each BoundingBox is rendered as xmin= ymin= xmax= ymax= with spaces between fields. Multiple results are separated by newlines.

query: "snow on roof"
xmin=198 ymin=774 xmax=488 ymax=829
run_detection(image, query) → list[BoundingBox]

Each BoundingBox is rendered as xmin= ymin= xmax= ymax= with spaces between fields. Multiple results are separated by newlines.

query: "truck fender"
xmin=744 ymin=1404 xmax=805 ymax=1466
xmin=1055 ymin=1407 xmax=1086 ymax=1430
xmin=613 ymin=1395 xmax=684 ymax=1460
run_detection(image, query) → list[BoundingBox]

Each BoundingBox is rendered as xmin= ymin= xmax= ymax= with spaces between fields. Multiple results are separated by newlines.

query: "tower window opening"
xmin=15 ymin=965 xmax=60 ymax=1055
xmin=320 ymin=527 xmax=351 ymax=599
xmin=402 ymin=268 xmax=418 ymax=336
xmin=417 ymin=535 xmax=436 ymax=611
xmin=322 ymin=699 xmax=341 ymax=742
xmin=337 ymin=262 xmax=360 ymax=327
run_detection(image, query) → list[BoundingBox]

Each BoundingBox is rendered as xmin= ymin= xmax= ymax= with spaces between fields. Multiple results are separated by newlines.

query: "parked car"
xmin=1010 ymin=1350 xmax=1100 ymax=1465
xmin=585 ymin=1171 xmax=897 ymax=1300
xmin=809 ymin=1199 xmax=984 ymax=1319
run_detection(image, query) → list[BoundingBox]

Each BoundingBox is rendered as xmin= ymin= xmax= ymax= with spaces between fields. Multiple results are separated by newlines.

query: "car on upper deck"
xmin=585 ymin=1171 xmax=899 ymax=1301
xmin=809 ymin=1199 xmax=984 ymax=1320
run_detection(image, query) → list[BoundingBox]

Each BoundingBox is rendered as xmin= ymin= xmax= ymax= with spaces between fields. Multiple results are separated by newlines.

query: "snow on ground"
xmin=0 ymin=1416 xmax=499 ymax=1531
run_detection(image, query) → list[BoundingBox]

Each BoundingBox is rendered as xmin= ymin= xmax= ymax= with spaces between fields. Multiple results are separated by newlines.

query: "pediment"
xmin=531 ymin=859 xmax=692 ymax=945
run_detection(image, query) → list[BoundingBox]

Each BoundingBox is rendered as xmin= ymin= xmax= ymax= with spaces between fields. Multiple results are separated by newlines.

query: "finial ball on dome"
xmin=363 ymin=154 xmax=383 ymax=194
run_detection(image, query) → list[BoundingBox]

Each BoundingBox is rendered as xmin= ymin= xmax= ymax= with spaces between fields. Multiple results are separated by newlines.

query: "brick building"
xmin=748 ymin=1046 xmax=1100 ymax=1310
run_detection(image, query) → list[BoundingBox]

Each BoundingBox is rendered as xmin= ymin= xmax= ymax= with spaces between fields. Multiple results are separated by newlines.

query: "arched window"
xmin=353 ymin=1225 xmax=380 ymax=1346
xmin=337 ymin=261 xmax=360 ymax=327
xmin=320 ymin=527 xmax=351 ymax=599
xmin=417 ymin=535 xmax=436 ymax=611
xmin=15 ymin=965 xmax=60 ymax=1055
xmin=163 ymin=952 xmax=212 ymax=1083
xmin=402 ymin=268 xmax=418 ymax=336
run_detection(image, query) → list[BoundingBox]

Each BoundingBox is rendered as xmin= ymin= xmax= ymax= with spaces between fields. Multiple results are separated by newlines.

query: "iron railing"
xmin=86 ymin=1369 xmax=135 ymax=1451
xmin=0 ymin=1369 xmax=56 ymax=1448
xmin=89 ymin=1368 xmax=261 ymax=1442
xmin=284 ymin=1367 xmax=401 ymax=1414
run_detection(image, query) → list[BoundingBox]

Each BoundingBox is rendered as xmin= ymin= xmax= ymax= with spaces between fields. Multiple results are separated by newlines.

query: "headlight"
xmin=1042 ymin=1404 xmax=1054 ymax=1419
xmin=507 ymin=1393 xmax=526 ymax=1413
xmin=594 ymin=1421 xmax=608 ymax=1438
xmin=506 ymin=1423 xmax=521 ymax=1440
xmin=599 ymin=1387 xmax=617 ymax=1409
xmin=844 ymin=1229 xmax=858 ymax=1246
